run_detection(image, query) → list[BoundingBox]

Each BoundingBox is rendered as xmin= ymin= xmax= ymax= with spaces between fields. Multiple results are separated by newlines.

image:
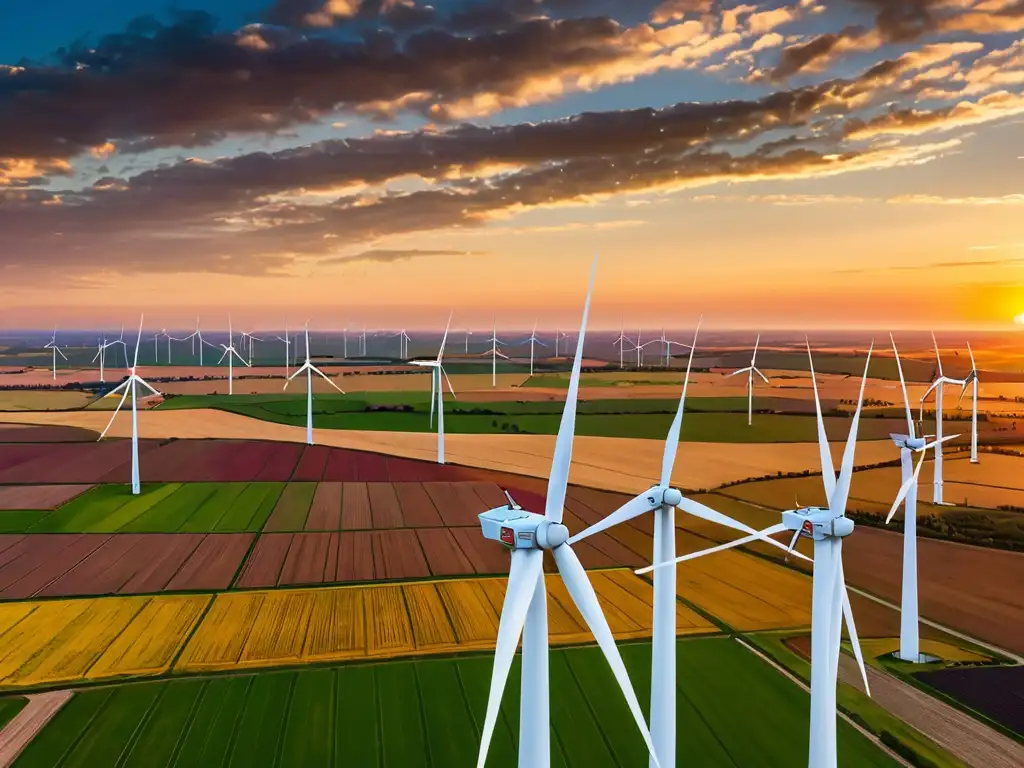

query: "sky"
xmin=1 ymin=0 xmax=1024 ymax=331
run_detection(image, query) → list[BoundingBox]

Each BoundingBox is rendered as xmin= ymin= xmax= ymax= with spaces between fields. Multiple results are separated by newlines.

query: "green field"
xmin=157 ymin=394 xmax=904 ymax=442
xmin=16 ymin=483 xmax=285 ymax=534
xmin=0 ymin=695 xmax=27 ymax=730
xmin=12 ymin=638 xmax=896 ymax=768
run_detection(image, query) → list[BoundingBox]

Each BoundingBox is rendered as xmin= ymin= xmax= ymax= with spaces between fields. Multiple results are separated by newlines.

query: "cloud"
xmin=322 ymin=247 xmax=489 ymax=264
xmin=836 ymin=255 xmax=1024 ymax=274
xmin=888 ymin=193 xmax=1024 ymax=205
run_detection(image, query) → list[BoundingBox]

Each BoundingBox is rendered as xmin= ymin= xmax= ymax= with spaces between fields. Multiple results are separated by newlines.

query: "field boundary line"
xmin=734 ymin=637 xmax=916 ymax=768
xmin=0 ymin=690 xmax=73 ymax=767
xmin=843 ymin=586 xmax=1024 ymax=665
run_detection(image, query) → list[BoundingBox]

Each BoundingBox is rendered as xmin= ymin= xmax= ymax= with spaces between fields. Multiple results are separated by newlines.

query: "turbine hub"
xmin=662 ymin=487 xmax=683 ymax=507
xmin=536 ymin=521 xmax=569 ymax=550
xmin=832 ymin=516 xmax=854 ymax=537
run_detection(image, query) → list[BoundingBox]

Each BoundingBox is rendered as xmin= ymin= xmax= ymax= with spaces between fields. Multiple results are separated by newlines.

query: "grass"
xmin=0 ymin=695 xmax=27 ymax=730
xmin=745 ymin=632 xmax=968 ymax=768
xmin=157 ymin=393 xmax=904 ymax=442
xmin=14 ymin=483 xmax=286 ymax=534
xmin=12 ymin=638 xmax=903 ymax=767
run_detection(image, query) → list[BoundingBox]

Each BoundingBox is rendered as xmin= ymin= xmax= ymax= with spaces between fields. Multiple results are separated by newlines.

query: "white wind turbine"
xmin=43 ymin=327 xmax=68 ymax=381
xmin=920 ymin=332 xmax=965 ymax=505
xmin=957 ymin=342 xmax=980 ymax=463
xmin=411 ymin=313 xmax=455 ymax=464
xmin=91 ymin=331 xmax=127 ymax=384
xmin=648 ymin=342 xmax=876 ymax=768
xmin=97 ymin=316 xmax=162 ymax=495
xmin=475 ymin=256 xmax=662 ymax=768
xmin=244 ymin=331 xmax=264 ymax=366
xmin=217 ymin=318 xmax=250 ymax=395
xmin=463 ymin=328 xmax=474 ymax=354
xmin=519 ymin=321 xmax=549 ymax=377
xmin=727 ymin=334 xmax=769 ymax=426
xmin=634 ymin=327 xmax=644 ymax=367
xmin=284 ymin=323 xmax=345 ymax=445
xmin=181 ymin=317 xmax=215 ymax=366
xmin=554 ymin=328 xmax=570 ymax=358
xmin=151 ymin=330 xmax=162 ymax=363
xmin=391 ymin=329 xmax=412 ymax=359
xmin=886 ymin=334 xmax=959 ymax=663
xmin=571 ymin=317 xmax=808 ymax=768
xmin=276 ymin=325 xmax=292 ymax=378
xmin=612 ymin=322 xmax=629 ymax=369
xmin=486 ymin=318 xmax=509 ymax=387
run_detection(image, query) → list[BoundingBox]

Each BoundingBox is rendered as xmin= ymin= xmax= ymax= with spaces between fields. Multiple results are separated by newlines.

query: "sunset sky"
xmin=1 ymin=0 xmax=1023 ymax=331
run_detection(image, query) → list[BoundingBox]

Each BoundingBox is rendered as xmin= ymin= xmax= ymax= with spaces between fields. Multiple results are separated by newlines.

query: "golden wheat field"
xmin=175 ymin=570 xmax=716 ymax=673
xmin=0 ymin=595 xmax=209 ymax=690
xmin=857 ymin=638 xmax=991 ymax=663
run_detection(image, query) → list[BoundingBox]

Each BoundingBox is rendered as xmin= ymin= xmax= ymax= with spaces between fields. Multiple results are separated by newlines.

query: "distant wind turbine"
xmin=276 ymin=325 xmax=292 ymax=378
xmin=97 ymin=316 xmax=162 ymax=495
xmin=519 ymin=321 xmax=549 ymax=377
xmin=411 ymin=313 xmax=455 ymax=464
xmin=486 ymin=318 xmax=509 ymax=387
xmin=920 ymin=332 xmax=965 ymax=505
xmin=217 ymin=318 xmax=250 ymax=395
xmin=612 ymin=322 xmax=629 ymax=369
xmin=43 ymin=327 xmax=68 ymax=381
xmin=957 ymin=342 xmax=980 ymax=464
xmin=284 ymin=323 xmax=345 ymax=445
xmin=727 ymin=334 xmax=769 ymax=426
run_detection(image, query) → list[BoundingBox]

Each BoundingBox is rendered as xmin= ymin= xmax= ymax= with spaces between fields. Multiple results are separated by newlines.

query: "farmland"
xmin=12 ymin=638 xmax=897 ymax=768
xmin=915 ymin=666 xmax=1024 ymax=736
xmin=0 ymin=571 xmax=714 ymax=688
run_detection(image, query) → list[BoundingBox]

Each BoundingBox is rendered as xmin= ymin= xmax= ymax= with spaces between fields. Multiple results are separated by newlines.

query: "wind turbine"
xmin=97 ymin=316 xmax=162 ymax=495
xmin=217 ymin=318 xmax=250 ymax=395
xmin=91 ymin=332 xmax=126 ymax=383
xmin=886 ymin=334 xmax=960 ymax=663
xmin=43 ymin=327 xmax=68 ymax=381
xmin=554 ymin=328 xmax=570 ymax=358
xmin=181 ymin=317 xmax=215 ymax=366
xmin=649 ymin=342 xmax=876 ymax=768
xmin=727 ymin=334 xmax=769 ymax=426
xmin=411 ymin=313 xmax=455 ymax=464
xmin=391 ymin=329 xmax=412 ymax=359
xmin=486 ymin=319 xmax=509 ymax=387
xmin=474 ymin=256 xmax=662 ymax=768
xmin=360 ymin=327 xmax=368 ymax=356
xmin=635 ymin=327 xmax=644 ymax=367
xmin=284 ymin=323 xmax=345 ymax=445
xmin=570 ymin=317 xmax=808 ymax=768
xmin=612 ymin=322 xmax=629 ymax=369
xmin=151 ymin=330 xmax=163 ymax=363
xmin=920 ymin=332 xmax=965 ymax=505
xmin=245 ymin=332 xmax=264 ymax=366
xmin=276 ymin=325 xmax=292 ymax=378
xmin=957 ymin=343 xmax=980 ymax=463
xmin=519 ymin=321 xmax=549 ymax=377
xmin=463 ymin=329 xmax=474 ymax=354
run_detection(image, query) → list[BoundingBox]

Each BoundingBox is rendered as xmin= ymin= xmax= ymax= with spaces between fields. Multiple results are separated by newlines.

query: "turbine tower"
xmin=920 ymin=332 xmax=965 ymax=505
xmin=181 ymin=317 xmax=215 ymax=366
xmin=411 ymin=313 xmax=455 ymax=464
xmin=519 ymin=321 xmax=549 ymax=377
xmin=612 ymin=322 xmax=629 ymax=369
xmin=727 ymin=334 xmax=769 ymax=426
xmin=97 ymin=316 xmax=162 ymax=495
xmin=43 ymin=327 xmax=68 ymax=381
xmin=391 ymin=329 xmax=412 ymax=359
xmin=463 ymin=329 xmax=473 ymax=354
xmin=570 ymin=317 xmax=807 ymax=768
xmin=284 ymin=323 xmax=345 ymax=445
xmin=474 ymin=256 xmax=662 ymax=768
xmin=486 ymin=319 xmax=508 ymax=387
xmin=276 ymin=325 xmax=292 ymax=378
xmin=91 ymin=331 xmax=126 ymax=384
xmin=958 ymin=342 xmax=980 ymax=463
xmin=887 ymin=335 xmax=958 ymax=662
xmin=217 ymin=318 xmax=250 ymax=395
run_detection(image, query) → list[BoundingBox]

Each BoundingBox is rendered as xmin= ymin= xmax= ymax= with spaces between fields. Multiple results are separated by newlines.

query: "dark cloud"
xmin=0 ymin=9 xmax=636 ymax=163
xmin=770 ymin=26 xmax=869 ymax=80
xmin=324 ymin=248 xmax=489 ymax=264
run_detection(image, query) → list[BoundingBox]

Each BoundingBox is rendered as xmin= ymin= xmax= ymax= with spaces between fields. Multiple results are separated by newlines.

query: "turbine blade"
xmin=310 ymin=365 xmax=345 ymax=393
xmin=890 ymin=333 xmax=915 ymax=439
xmin=567 ymin=493 xmax=658 ymax=545
xmin=885 ymin=445 xmax=928 ymax=524
xmin=98 ymin=387 xmax=130 ymax=440
xmin=56 ymin=347 xmax=68 ymax=360
xmin=831 ymin=342 xmax=873 ymax=515
xmin=438 ymin=309 xmax=453 ymax=360
xmin=545 ymin=256 xmax=597 ymax=524
xmin=725 ymin=367 xmax=750 ymax=378
xmin=838 ymin=549 xmax=871 ymax=696
xmin=475 ymin=549 xmax=543 ymax=768
xmin=677 ymin=497 xmax=810 ymax=561
xmin=754 ymin=367 xmax=769 ymax=385
xmin=660 ymin=317 xmax=701 ymax=488
xmin=554 ymin=545 xmax=661 ymax=767
xmin=133 ymin=314 xmax=144 ymax=368
xmin=784 ymin=527 xmax=803 ymax=561
xmin=807 ymin=339 xmax=837 ymax=503
xmin=637 ymin=523 xmax=790 ymax=574
xmin=440 ymin=365 xmax=456 ymax=399
xmin=429 ymin=370 xmax=436 ymax=429
xmin=966 ymin=341 xmax=976 ymax=372
xmin=751 ymin=334 xmax=760 ymax=365
xmin=136 ymin=377 xmax=162 ymax=398
xmin=932 ymin=331 xmax=943 ymax=377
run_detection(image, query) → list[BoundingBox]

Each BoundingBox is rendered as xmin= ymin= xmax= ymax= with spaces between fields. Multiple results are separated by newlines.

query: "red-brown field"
xmin=0 ymin=533 xmax=253 ymax=598
xmin=0 ymin=484 xmax=92 ymax=510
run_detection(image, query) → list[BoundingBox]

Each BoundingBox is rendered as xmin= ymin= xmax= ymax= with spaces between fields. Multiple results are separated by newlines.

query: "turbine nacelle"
xmin=890 ymin=433 xmax=928 ymax=451
xmin=478 ymin=508 xmax=569 ymax=551
xmin=782 ymin=508 xmax=854 ymax=541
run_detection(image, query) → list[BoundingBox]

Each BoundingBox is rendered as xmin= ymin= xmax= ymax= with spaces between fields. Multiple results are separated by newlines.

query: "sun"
xmin=1016 ymin=313 xmax=1024 ymax=325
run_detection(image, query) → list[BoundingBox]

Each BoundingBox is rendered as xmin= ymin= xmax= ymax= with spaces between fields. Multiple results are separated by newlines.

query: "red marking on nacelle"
xmin=500 ymin=526 xmax=515 ymax=546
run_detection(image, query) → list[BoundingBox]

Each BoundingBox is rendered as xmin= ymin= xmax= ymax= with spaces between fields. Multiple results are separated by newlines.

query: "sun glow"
xmin=1016 ymin=313 xmax=1024 ymax=325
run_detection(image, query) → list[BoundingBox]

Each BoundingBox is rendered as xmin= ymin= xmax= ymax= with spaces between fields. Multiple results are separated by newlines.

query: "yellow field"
xmin=0 ymin=390 xmax=93 ymax=411
xmin=0 ymin=595 xmax=209 ymax=690
xmin=858 ymin=638 xmax=991 ymax=663
xmin=175 ymin=570 xmax=716 ymax=673
xmin=675 ymin=547 xmax=813 ymax=631
xmin=0 ymin=409 xmax=896 ymax=493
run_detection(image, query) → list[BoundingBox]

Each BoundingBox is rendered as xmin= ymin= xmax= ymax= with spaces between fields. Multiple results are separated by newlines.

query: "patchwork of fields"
xmin=11 ymin=639 xmax=897 ymax=768
xmin=0 ymin=571 xmax=714 ymax=689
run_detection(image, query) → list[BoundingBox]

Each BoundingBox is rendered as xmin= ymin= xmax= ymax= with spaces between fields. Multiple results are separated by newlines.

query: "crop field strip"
xmin=0 ymin=533 xmax=254 ymax=599
xmin=10 ymin=638 xmax=897 ymax=768
xmin=914 ymin=665 xmax=1024 ymax=737
xmin=0 ymin=571 xmax=714 ymax=688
